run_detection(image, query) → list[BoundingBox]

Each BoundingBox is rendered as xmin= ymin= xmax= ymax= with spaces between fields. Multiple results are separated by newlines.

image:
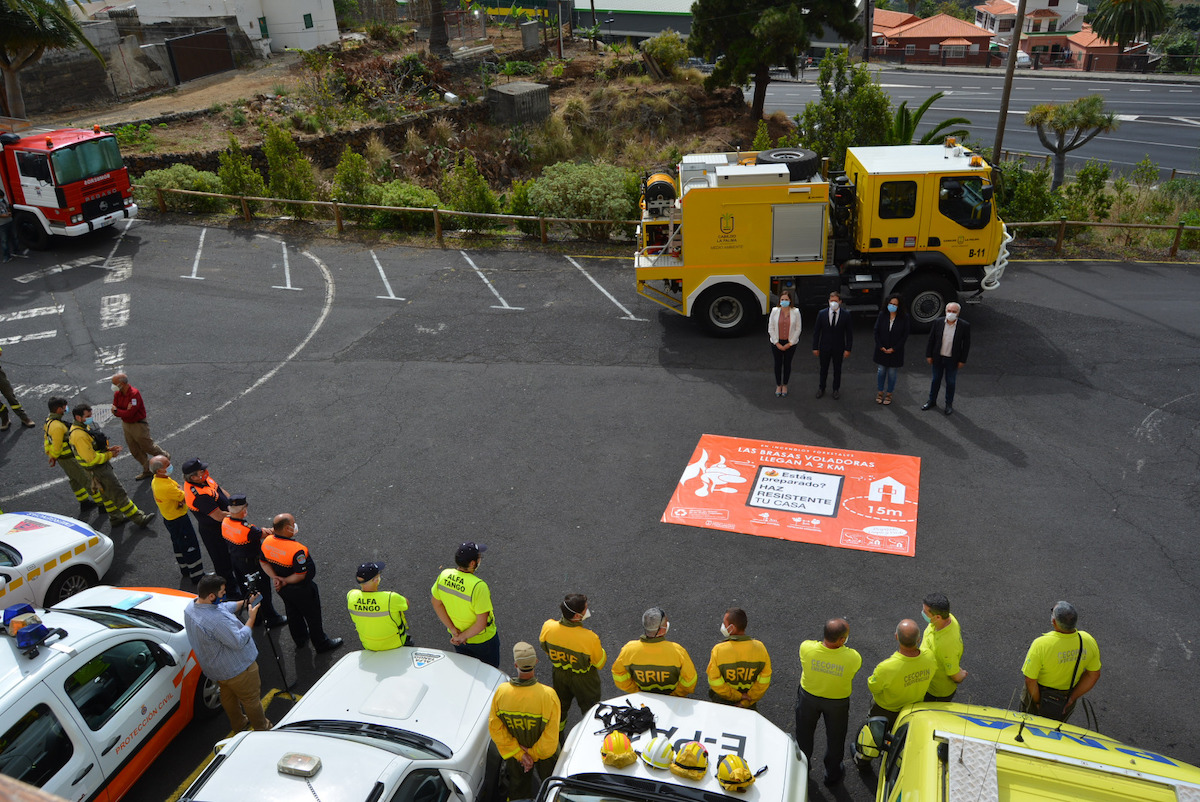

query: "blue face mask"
xmin=216 ymin=593 xmax=227 ymax=604
xmin=84 ymin=417 xmax=94 ymax=426
xmin=165 ymin=464 xmax=175 ymax=476
xmin=887 ymin=304 xmax=898 ymax=313
xmin=780 ymin=299 xmax=791 ymax=308
xmin=921 ymin=611 xmax=931 ymax=623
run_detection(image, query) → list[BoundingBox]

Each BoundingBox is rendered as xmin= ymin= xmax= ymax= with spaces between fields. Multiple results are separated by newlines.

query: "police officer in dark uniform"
xmin=183 ymin=457 xmax=237 ymax=596
xmin=259 ymin=512 xmax=343 ymax=654
xmin=222 ymin=494 xmax=286 ymax=629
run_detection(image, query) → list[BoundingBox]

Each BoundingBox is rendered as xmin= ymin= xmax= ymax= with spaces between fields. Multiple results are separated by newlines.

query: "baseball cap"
xmin=455 ymin=542 xmax=487 ymax=566
xmin=229 ymin=494 xmax=248 ymax=506
xmin=356 ymin=561 xmax=385 ymax=582
xmin=181 ymin=458 xmax=208 ymax=475
xmin=642 ymin=607 xmax=667 ymax=635
xmin=513 ymin=641 xmax=538 ymax=670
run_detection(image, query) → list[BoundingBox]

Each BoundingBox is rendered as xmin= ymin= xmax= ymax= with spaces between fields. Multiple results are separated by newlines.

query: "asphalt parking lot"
xmin=2 ymin=219 xmax=1198 ymax=802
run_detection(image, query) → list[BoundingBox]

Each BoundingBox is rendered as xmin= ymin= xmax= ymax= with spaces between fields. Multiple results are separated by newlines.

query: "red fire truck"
xmin=0 ymin=126 xmax=138 ymax=250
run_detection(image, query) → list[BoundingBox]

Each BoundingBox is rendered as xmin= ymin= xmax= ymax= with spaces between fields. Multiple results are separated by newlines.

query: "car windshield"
xmin=50 ymin=136 xmax=124 ymax=185
xmin=541 ymin=773 xmax=737 ymax=802
xmin=279 ymin=720 xmax=452 ymax=760
xmin=57 ymin=606 xmax=181 ymax=631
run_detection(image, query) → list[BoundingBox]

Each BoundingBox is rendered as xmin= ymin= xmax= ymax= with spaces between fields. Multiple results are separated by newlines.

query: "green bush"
xmin=1056 ymin=160 xmax=1112 ymax=226
xmin=441 ymin=153 xmax=500 ymax=231
xmin=640 ymin=28 xmax=688 ymax=74
xmin=135 ymin=165 xmax=227 ymax=213
xmin=529 ymin=161 xmax=636 ymax=240
xmin=504 ymin=178 xmax=541 ymax=237
xmin=1180 ymin=209 xmax=1200 ymax=250
xmin=994 ymin=161 xmax=1059 ymax=227
xmin=751 ymin=120 xmax=771 ymax=150
xmin=332 ymin=145 xmax=381 ymax=222
xmin=115 ymin=123 xmax=155 ymax=149
xmin=218 ymin=135 xmax=267 ymax=214
xmin=372 ymin=181 xmax=441 ymax=231
xmin=263 ymin=123 xmax=317 ymax=217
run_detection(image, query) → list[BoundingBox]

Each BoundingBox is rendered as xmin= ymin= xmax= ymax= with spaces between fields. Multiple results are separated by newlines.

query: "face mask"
xmin=780 ymin=299 xmax=791 ymax=308
xmin=663 ymin=621 xmax=670 ymax=636
xmin=84 ymin=417 xmax=94 ymax=426
xmin=921 ymin=611 xmax=931 ymax=623
xmin=887 ymin=304 xmax=898 ymax=313
xmin=165 ymin=464 xmax=175 ymax=476
xmin=946 ymin=311 xmax=958 ymax=322
xmin=292 ymin=523 xmax=300 ymax=537
xmin=216 ymin=593 xmax=227 ymax=604
xmin=720 ymin=623 xmax=731 ymax=638
xmin=581 ymin=608 xmax=591 ymax=621
xmin=829 ymin=301 xmax=840 ymax=311
xmin=111 ymin=384 xmax=120 ymax=392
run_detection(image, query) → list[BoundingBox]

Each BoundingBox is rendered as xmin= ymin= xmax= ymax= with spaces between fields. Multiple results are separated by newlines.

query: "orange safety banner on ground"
xmin=662 ymin=434 xmax=921 ymax=557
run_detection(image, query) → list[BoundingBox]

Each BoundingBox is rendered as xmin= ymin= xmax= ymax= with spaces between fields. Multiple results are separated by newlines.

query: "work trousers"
xmin=551 ymin=666 xmax=602 ymax=738
xmin=795 ymin=688 xmax=851 ymax=779
xmin=230 ymin=549 xmax=280 ymax=619
xmin=0 ymin=366 xmax=32 ymax=424
xmin=120 ymin=419 xmax=168 ymax=471
xmin=196 ymin=521 xmax=236 ymax=593
xmin=771 ymin=342 xmax=797 ymax=385
xmin=87 ymin=461 xmax=141 ymax=519
xmin=817 ymin=349 xmax=845 ymax=391
xmin=927 ymin=355 xmax=960 ymax=405
xmin=455 ymin=633 xmax=501 ymax=668
xmin=0 ymin=221 xmax=15 ymax=261
xmin=868 ymin=702 xmax=901 ymax=732
xmin=163 ymin=514 xmax=204 ymax=581
xmin=278 ymin=579 xmax=329 ymax=647
xmin=502 ymin=754 xmax=557 ymax=802
xmin=55 ymin=455 xmax=94 ymax=504
xmin=217 ymin=661 xmax=270 ymax=732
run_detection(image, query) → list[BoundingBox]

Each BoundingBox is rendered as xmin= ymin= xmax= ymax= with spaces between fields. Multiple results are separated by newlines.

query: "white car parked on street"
xmin=0 ymin=511 xmax=114 ymax=607
xmin=181 ymin=647 xmax=508 ymax=802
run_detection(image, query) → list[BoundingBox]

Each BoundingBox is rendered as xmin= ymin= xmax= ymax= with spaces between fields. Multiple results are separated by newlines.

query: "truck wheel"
xmin=755 ymin=148 xmax=820 ymax=181
xmin=695 ymin=285 xmax=759 ymax=337
xmin=14 ymin=212 xmax=50 ymax=251
xmin=904 ymin=275 xmax=956 ymax=331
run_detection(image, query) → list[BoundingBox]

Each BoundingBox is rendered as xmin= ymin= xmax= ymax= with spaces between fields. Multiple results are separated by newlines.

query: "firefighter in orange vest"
xmin=222 ymin=494 xmax=286 ymax=629
xmin=182 ymin=458 xmax=236 ymax=593
xmin=259 ymin=512 xmax=342 ymax=654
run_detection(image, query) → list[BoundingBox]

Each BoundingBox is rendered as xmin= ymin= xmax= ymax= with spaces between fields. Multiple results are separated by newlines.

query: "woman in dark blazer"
xmin=873 ymin=294 xmax=910 ymax=405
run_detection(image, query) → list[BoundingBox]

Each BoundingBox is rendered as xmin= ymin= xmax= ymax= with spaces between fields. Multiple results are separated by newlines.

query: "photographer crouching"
xmin=184 ymin=574 xmax=272 ymax=732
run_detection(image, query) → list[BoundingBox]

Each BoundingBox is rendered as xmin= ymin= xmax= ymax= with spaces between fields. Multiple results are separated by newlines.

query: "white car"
xmin=540 ymin=693 xmax=809 ymax=802
xmin=0 ymin=585 xmax=223 ymax=802
xmin=181 ymin=647 xmax=508 ymax=802
xmin=0 ymin=511 xmax=114 ymax=607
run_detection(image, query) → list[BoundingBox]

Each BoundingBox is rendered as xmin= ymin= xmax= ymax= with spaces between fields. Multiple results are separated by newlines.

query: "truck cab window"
xmin=16 ymin=152 xmax=53 ymax=185
xmin=938 ymin=177 xmax=990 ymax=230
xmin=878 ymin=181 xmax=917 ymax=219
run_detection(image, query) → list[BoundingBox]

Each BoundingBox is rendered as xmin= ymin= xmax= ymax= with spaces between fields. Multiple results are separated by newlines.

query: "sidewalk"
xmin=871 ymin=61 xmax=1200 ymax=84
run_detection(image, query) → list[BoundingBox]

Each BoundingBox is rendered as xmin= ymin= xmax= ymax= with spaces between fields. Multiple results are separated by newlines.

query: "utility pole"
xmin=992 ymin=0 xmax=1029 ymax=160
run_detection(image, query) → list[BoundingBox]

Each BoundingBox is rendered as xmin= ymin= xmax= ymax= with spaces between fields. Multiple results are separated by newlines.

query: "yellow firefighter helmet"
xmin=670 ymin=741 xmax=709 ymax=781
xmin=715 ymin=754 xmax=755 ymax=792
xmin=602 ymin=731 xmax=637 ymax=768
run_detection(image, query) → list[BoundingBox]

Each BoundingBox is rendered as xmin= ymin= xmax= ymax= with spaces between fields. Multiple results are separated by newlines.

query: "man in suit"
xmin=811 ymin=291 xmax=853 ymax=399
xmin=923 ymin=302 xmax=971 ymax=416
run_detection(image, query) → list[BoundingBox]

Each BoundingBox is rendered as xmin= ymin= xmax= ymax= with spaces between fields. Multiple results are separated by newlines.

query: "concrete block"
xmin=487 ymin=81 xmax=549 ymax=125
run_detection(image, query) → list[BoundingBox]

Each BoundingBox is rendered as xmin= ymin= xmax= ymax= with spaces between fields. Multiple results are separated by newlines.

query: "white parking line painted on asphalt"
xmin=13 ymin=256 xmax=103 ymax=284
xmin=460 ymin=251 xmax=523 ymax=311
xmin=0 ymin=331 xmax=56 ymax=345
xmin=2 ymin=245 xmax=338 ymax=505
xmin=104 ymin=255 xmax=133 ymax=283
xmin=1130 ymin=88 xmax=1151 ymax=92
xmin=271 ymin=240 xmax=302 ymax=291
xmin=100 ymin=294 xmax=130 ymax=329
xmin=182 ymin=228 xmax=207 ymax=280
xmin=564 ymin=256 xmax=647 ymax=321
xmin=14 ymin=383 xmax=88 ymax=397
xmin=0 ymin=305 xmax=64 ymax=322
xmin=370 ymin=250 xmax=405 ymax=300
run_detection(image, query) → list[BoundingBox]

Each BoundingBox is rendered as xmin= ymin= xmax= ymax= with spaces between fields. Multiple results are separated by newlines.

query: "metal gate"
xmin=166 ymin=28 xmax=234 ymax=84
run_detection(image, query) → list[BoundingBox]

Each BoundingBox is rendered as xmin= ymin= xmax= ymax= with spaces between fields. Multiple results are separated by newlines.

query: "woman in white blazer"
xmin=767 ymin=288 xmax=802 ymax=397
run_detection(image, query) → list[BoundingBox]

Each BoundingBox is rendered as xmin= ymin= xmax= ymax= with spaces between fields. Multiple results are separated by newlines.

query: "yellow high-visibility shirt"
xmin=68 ymin=423 xmax=108 ymax=468
xmin=707 ymin=636 xmax=772 ymax=704
xmin=347 ymin=588 xmax=409 ymax=650
xmin=867 ymin=650 xmax=937 ymax=712
xmin=922 ymin=615 xmax=965 ymax=697
xmin=1022 ymin=629 xmax=1101 ymax=690
xmin=430 ymin=568 xmax=496 ymax=644
xmin=539 ymin=618 xmax=606 ymax=674
xmin=488 ymin=678 xmax=560 ymax=761
xmin=799 ymin=640 xmax=862 ymax=700
xmin=611 ymin=637 xmax=697 ymax=697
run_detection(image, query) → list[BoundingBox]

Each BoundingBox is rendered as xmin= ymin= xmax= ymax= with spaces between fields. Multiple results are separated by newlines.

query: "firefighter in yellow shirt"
xmin=67 ymin=403 xmax=155 ymax=528
xmin=43 ymin=396 xmax=101 ymax=516
xmin=611 ymin=607 xmax=697 ymax=697
xmin=706 ymin=607 xmax=771 ymax=709
xmin=866 ymin=619 xmax=936 ymax=730
xmin=539 ymin=593 xmax=606 ymax=742
xmin=348 ymin=561 xmax=410 ymax=650
xmin=488 ymin=642 xmax=561 ymax=801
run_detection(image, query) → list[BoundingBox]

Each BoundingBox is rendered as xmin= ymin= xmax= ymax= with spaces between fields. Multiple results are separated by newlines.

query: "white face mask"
xmin=720 ymin=623 xmax=731 ymax=638
xmin=291 ymin=523 xmax=300 ymax=536
xmin=111 ymin=384 xmax=120 ymax=392
xmin=581 ymin=608 xmax=591 ymax=621
xmin=946 ymin=311 xmax=958 ymax=322
xmin=829 ymin=301 xmax=840 ymax=311
xmin=663 ymin=621 xmax=670 ymax=635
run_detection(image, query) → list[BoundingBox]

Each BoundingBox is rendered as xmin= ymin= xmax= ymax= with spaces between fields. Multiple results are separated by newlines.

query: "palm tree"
xmin=887 ymin=91 xmax=971 ymax=145
xmin=1 ymin=0 xmax=100 ymax=118
xmin=1089 ymin=0 xmax=1168 ymax=68
xmin=1025 ymin=95 xmax=1119 ymax=189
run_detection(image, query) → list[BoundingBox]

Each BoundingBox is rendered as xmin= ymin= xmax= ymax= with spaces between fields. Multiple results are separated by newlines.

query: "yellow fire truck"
xmin=634 ymin=142 xmax=1012 ymax=335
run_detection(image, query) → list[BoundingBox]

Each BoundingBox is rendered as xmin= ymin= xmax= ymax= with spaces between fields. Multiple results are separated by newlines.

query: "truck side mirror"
xmin=981 ymin=185 xmax=994 ymax=201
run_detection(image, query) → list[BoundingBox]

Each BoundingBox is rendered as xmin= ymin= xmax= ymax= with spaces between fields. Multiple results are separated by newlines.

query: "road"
xmin=756 ymin=69 xmax=1200 ymax=178
xmin=1 ymin=219 xmax=1199 ymax=802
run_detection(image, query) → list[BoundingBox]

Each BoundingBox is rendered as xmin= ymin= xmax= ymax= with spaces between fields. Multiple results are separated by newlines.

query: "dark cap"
xmin=181 ymin=458 xmax=208 ymax=475
xmin=356 ymin=561 xmax=385 ymax=582
xmin=455 ymin=542 xmax=487 ymax=566
xmin=229 ymin=494 xmax=248 ymax=506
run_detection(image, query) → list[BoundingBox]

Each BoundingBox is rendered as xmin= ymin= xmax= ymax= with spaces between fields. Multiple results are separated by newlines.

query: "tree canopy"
xmin=887 ymin=91 xmax=971 ymax=145
xmin=791 ymin=50 xmax=891 ymax=168
xmin=1089 ymin=0 xmax=1168 ymax=58
xmin=1 ymin=0 xmax=99 ymax=118
xmin=688 ymin=0 xmax=861 ymax=120
xmin=1024 ymin=95 xmax=1118 ymax=189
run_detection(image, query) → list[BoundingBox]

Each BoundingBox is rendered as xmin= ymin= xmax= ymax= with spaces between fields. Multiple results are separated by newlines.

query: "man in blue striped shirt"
xmin=184 ymin=574 xmax=271 ymax=732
